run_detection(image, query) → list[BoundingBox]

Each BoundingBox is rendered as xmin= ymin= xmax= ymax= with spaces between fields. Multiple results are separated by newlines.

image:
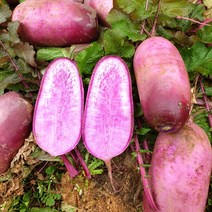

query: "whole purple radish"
xmin=33 ymin=58 xmax=84 ymax=157
xmin=84 ymin=0 xmax=113 ymax=26
xmin=143 ymin=120 xmax=212 ymax=212
xmin=134 ymin=37 xmax=191 ymax=133
xmin=0 ymin=91 xmax=33 ymax=174
xmin=12 ymin=0 xmax=98 ymax=46
xmin=82 ymin=55 xmax=134 ymax=190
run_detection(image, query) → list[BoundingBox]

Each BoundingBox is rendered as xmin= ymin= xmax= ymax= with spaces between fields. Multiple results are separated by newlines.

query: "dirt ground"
xmin=60 ymin=151 xmax=143 ymax=212
xmin=0 ymin=135 xmax=144 ymax=211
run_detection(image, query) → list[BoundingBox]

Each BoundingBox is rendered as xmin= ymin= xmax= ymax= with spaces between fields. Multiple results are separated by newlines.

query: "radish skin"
xmin=84 ymin=0 xmax=113 ymax=26
xmin=0 ymin=92 xmax=33 ymax=174
xmin=33 ymin=58 xmax=84 ymax=157
xmin=143 ymin=121 xmax=212 ymax=212
xmin=12 ymin=0 xmax=98 ymax=46
xmin=134 ymin=37 xmax=191 ymax=133
xmin=83 ymin=55 xmax=134 ymax=189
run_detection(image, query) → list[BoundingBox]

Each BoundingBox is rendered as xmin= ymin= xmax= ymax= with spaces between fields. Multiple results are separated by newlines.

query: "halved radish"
xmin=82 ymin=55 xmax=134 ymax=189
xmin=33 ymin=58 xmax=84 ymax=157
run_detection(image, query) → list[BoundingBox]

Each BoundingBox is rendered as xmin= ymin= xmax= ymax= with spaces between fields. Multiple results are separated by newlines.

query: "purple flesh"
xmin=33 ymin=58 xmax=84 ymax=156
xmin=83 ymin=55 xmax=134 ymax=161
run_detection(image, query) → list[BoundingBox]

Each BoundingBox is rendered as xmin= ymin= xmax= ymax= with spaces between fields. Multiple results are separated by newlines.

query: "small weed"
xmin=9 ymin=163 xmax=62 ymax=211
xmin=84 ymin=152 xmax=104 ymax=175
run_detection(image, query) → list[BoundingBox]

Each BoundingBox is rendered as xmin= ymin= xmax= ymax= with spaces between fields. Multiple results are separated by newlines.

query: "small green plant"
xmin=9 ymin=164 xmax=62 ymax=211
xmin=34 ymin=166 xmax=62 ymax=207
xmin=9 ymin=191 xmax=31 ymax=212
xmin=84 ymin=152 xmax=104 ymax=175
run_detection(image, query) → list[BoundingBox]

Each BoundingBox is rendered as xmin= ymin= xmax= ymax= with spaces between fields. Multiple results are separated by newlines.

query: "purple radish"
xmin=82 ymin=55 xmax=134 ymax=190
xmin=0 ymin=91 xmax=33 ymax=174
xmin=33 ymin=58 xmax=84 ymax=176
xmin=12 ymin=0 xmax=98 ymax=46
xmin=134 ymin=37 xmax=191 ymax=133
xmin=143 ymin=120 xmax=212 ymax=211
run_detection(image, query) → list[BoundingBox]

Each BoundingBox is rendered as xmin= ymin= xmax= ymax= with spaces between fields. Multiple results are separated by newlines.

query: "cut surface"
xmin=33 ymin=58 xmax=83 ymax=156
xmin=83 ymin=56 xmax=133 ymax=161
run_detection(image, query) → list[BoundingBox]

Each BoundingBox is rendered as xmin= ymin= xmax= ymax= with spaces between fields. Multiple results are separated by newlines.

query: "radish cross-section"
xmin=33 ymin=58 xmax=84 ymax=157
xmin=83 ymin=55 xmax=134 ymax=190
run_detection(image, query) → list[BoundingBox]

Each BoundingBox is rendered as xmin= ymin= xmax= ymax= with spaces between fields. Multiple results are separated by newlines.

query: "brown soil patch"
xmin=60 ymin=150 xmax=143 ymax=212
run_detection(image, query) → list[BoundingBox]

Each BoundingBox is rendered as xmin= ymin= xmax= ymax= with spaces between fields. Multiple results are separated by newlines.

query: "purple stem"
xmin=61 ymin=155 xmax=79 ymax=178
xmin=105 ymin=159 xmax=118 ymax=192
xmin=143 ymin=140 xmax=151 ymax=164
xmin=134 ymin=135 xmax=159 ymax=211
xmin=195 ymin=99 xmax=212 ymax=107
xmin=137 ymin=119 xmax=151 ymax=162
xmin=74 ymin=147 xmax=91 ymax=179
xmin=199 ymin=79 xmax=212 ymax=128
xmin=70 ymin=150 xmax=80 ymax=169
xmin=0 ymin=41 xmax=33 ymax=98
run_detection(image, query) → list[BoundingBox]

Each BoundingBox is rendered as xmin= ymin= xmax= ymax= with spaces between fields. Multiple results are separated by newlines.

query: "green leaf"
xmin=0 ymin=4 xmax=12 ymax=24
xmin=137 ymin=127 xmax=151 ymax=136
xmin=205 ymin=87 xmax=212 ymax=96
xmin=13 ymin=42 xmax=37 ymax=67
xmin=107 ymin=9 xmax=146 ymax=42
xmin=103 ymin=30 xmax=135 ymax=58
xmin=180 ymin=43 xmax=212 ymax=77
xmin=116 ymin=0 xmax=157 ymax=21
xmin=45 ymin=166 xmax=56 ymax=175
xmin=193 ymin=110 xmax=211 ymax=141
xmin=160 ymin=0 xmax=194 ymax=18
xmin=0 ymin=73 xmax=20 ymax=94
xmin=197 ymin=24 xmax=212 ymax=44
xmin=30 ymin=208 xmax=58 ymax=212
xmin=190 ymin=4 xmax=205 ymax=21
xmin=37 ymin=47 xmax=70 ymax=61
xmin=8 ymin=21 xmax=21 ymax=44
xmin=75 ymin=42 xmax=104 ymax=75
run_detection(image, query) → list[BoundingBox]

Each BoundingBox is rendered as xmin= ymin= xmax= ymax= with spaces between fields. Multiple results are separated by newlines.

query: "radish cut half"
xmin=33 ymin=58 xmax=84 ymax=156
xmin=83 ymin=55 xmax=134 ymax=162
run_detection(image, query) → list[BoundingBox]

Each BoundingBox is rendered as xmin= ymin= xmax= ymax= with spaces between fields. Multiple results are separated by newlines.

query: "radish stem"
xmin=61 ymin=155 xmax=79 ymax=178
xmin=74 ymin=147 xmax=91 ymax=179
xmin=105 ymin=160 xmax=119 ymax=192
xmin=134 ymin=135 xmax=159 ymax=211
xmin=151 ymin=0 xmax=161 ymax=36
xmin=199 ymin=79 xmax=212 ymax=128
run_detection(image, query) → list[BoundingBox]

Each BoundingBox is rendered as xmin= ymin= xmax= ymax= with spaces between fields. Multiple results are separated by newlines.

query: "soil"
xmin=0 ymin=134 xmax=144 ymax=211
xmin=60 ymin=151 xmax=143 ymax=212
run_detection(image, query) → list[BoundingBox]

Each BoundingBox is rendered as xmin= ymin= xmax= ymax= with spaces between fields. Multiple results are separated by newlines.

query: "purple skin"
xmin=33 ymin=58 xmax=84 ymax=156
xmin=134 ymin=37 xmax=191 ymax=133
xmin=143 ymin=121 xmax=212 ymax=212
xmin=82 ymin=55 xmax=134 ymax=190
xmin=12 ymin=0 xmax=98 ymax=46
xmin=84 ymin=0 xmax=113 ymax=26
xmin=0 ymin=92 xmax=33 ymax=174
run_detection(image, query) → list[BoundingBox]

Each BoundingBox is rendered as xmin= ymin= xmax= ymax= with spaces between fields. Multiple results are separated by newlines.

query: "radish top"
xmin=33 ymin=58 xmax=84 ymax=156
xmin=83 ymin=55 xmax=134 ymax=161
